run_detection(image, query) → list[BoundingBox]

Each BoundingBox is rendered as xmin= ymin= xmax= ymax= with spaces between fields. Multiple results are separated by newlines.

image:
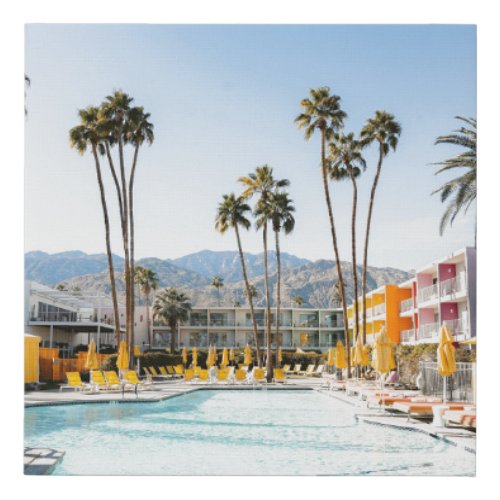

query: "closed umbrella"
xmin=371 ymin=327 xmax=396 ymax=402
xmin=206 ymin=345 xmax=214 ymax=368
xmin=335 ymin=340 xmax=346 ymax=380
xmin=192 ymin=347 xmax=198 ymax=368
xmin=182 ymin=346 xmax=188 ymax=366
xmin=221 ymin=347 xmax=229 ymax=368
xmin=437 ymin=323 xmax=457 ymax=402
xmin=229 ymin=347 xmax=235 ymax=364
xmin=85 ymin=340 xmax=99 ymax=371
xmin=244 ymin=344 xmax=252 ymax=366
xmin=353 ymin=334 xmax=369 ymax=367
xmin=327 ymin=347 xmax=335 ymax=367
xmin=277 ymin=347 xmax=282 ymax=364
xmin=116 ymin=340 xmax=129 ymax=372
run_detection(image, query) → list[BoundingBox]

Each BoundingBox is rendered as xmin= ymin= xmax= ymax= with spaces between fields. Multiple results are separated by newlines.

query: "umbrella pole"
xmin=443 ymin=376 xmax=447 ymax=404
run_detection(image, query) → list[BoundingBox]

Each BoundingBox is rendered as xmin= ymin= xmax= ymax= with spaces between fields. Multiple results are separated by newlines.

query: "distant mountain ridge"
xmin=25 ymin=249 xmax=412 ymax=307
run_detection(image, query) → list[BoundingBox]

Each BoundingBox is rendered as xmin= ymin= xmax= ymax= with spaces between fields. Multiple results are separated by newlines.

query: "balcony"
xmin=399 ymin=298 xmax=414 ymax=313
xmin=440 ymin=273 xmax=466 ymax=298
xmin=30 ymin=312 xmax=115 ymax=325
xmin=418 ymin=284 xmax=438 ymax=304
xmin=444 ymin=318 xmax=469 ymax=338
xmin=400 ymin=328 xmax=416 ymax=343
xmin=417 ymin=322 xmax=440 ymax=340
xmin=372 ymin=303 xmax=386 ymax=316
xmin=320 ymin=321 xmax=343 ymax=328
xmin=209 ymin=319 xmax=235 ymax=327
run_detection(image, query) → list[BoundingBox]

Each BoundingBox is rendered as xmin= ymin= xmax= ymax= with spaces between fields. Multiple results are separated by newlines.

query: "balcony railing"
xmin=440 ymin=273 xmax=466 ymax=297
xmin=399 ymin=298 xmax=414 ymax=313
xmin=320 ymin=321 xmax=343 ymax=328
xmin=372 ymin=303 xmax=386 ymax=316
xmin=30 ymin=312 xmax=116 ymax=324
xmin=418 ymin=284 xmax=438 ymax=303
xmin=400 ymin=328 xmax=416 ymax=343
xmin=444 ymin=318 xmax=469 ymax=337
xmin=417 ymin=322 xmax=440 ymax=340
xmin=209 ymin=320 xmax=235 ymax=327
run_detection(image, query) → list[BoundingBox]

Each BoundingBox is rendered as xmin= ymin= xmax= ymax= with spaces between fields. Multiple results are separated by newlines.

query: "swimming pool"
xmin=24 ymin=390 xmax=475 ymax=475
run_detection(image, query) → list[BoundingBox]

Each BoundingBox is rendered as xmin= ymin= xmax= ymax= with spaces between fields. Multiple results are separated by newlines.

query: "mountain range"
xmin=25 ymin=249 xmax=412 ymax=308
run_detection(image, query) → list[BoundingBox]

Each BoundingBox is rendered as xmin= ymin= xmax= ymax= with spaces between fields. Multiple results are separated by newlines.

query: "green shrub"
xmin=101 ymin=354 xmax=118 ymax=372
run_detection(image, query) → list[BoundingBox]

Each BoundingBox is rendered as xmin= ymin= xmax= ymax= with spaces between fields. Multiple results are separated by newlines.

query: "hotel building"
xmin=347 ymin=247 xmax=476 ymax=345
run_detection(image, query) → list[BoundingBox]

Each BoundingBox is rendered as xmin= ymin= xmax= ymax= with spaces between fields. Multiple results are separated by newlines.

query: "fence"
xmin=419 ymin=361 xmax=475 ymax=403
xmin=39 ymin=348 xmax=111 ymax=382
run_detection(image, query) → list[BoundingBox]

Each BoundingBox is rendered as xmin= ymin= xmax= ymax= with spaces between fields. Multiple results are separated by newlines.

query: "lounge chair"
xmin=443 ymin=409 xmax=476 ymax=430
xmin=194 ymin=366 xmax=202 ymax=376
xmin=290 ymin=364 xmax=302 ymax=375
xmin=311 ymin=364 xmax=325 ymax=377
xmin=104 ymin=371 xmax=129 ymax=391
xmin=299 ymin=364 xmax=315 ymax=376
xmin=234 ymin=369 xmax=248 ymax=384
xmin=198 ymin=369 xmax=210 ymax=383
xmin=166 ymin=366 xmax=182 ymax=378
xmin=184 ymin=368 xmax=195 ymax=382
xmin=158 ymin=366 xmax=175 ymax=379
xmin=174 ymin=365 xmax=184 ymax=376
xmin=272 ymin=368 xmax=286 ymax=383
xmin=282 ymin=364 xmax=291 ymax=374
xmin=391 ymin=400 xmax=467 ymax=421
xmin=91 ymin=370 xmax=120 ymax=391
xmin=123 ymin=370 xmax=153 ymax=392
xmin=216 ymin=368 xmax=230 ymax=383
xmin=252 ymin=368 xmax=267 ymax=384
xmin=59 ymin=372 xmax=93 ymax=392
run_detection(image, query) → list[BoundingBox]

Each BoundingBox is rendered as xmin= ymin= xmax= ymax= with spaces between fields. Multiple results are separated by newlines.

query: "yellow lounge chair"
xmin=60 ymin=372 xmax=93 ymax=392
xmin=158 ymin=366 xmax=175 ymax=379
xmin=282 ymin=364 xmax=291 ymax=374
xmin=194 ymin=366 xmax=202 ymax=376
xmin=123 ymin=370 xmax=152 ymax=391
xmin=184 ymin=368 xmax=195 ymax=382
xmin=217 ymin=368 xmax=230 ymax=383
xmin=290 ymin=364 xmax=302 ymax=375
xmin=91 ymin=370 xmax=118 ymax=391
xmin=272 ymin=368 xmax=286 ymax=383
xmin=174 ymin=365 xmax=184 ymax=376
xmin=198 ymin=369 xmax=210 ymax=383
xmin=104 ymin=370 xmax=127 ymax=390
xmin=253 ymin=368 xmax=267 ymax=384
xmin=299 ymin=364 xmax=315 ymax=376
xmin=235 ymin=369 xmax=247 ymax=383
xmin=166 ymin=366 xmax=182 ymax=378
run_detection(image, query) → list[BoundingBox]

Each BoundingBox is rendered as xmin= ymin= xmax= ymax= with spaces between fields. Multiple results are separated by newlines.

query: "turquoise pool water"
xmin=24 ymin=390 xmax=475 ymax=475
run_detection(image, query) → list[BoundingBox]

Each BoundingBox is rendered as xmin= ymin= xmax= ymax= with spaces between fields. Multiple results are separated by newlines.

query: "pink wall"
xmin=417 ymin=273 xmax=433 ymax=288
xmin=419 ymin=308 xmax=435 ymax=324
xmin=439 ymin=263 xmax=456 ymax=281
xmin=440 ymin=302 xmax=458 ymax=321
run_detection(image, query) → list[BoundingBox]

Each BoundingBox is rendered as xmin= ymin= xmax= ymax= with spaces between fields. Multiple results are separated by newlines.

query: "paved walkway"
xmin=24 ymin=448 xmax=65 ymax=475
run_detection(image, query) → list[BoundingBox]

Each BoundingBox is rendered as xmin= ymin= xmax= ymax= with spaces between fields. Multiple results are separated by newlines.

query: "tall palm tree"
xmin=295 ymin=87 xmax=351 ymax=372
xmin=100 ymin=91 xmax=135 ymax=356
xmin=239 ymin=166 xmax=289 ymax=381
xmin=153 ymin=288 xmax=191 ymax=353
xmin=124 ymin=106 xmax=154 ymax=355
xmin=328 ymin=133 xmax=366 ymax=340
xmin=211 ymin=275 xmax=225 ymax=306
xmin=134 ymin=265 xmax=159 ymax=347
xmin=69 ymin=106 xmax=121 ymax=347
xmin=266 ymin=191 xmax=295 ymax=368
xmin=215 ymin=193 xmax=262 ymax=368
xmin=360 ymin=111 xmax=401 ymax=344
xmin=432 ymin=116 xmax=477 ymax=243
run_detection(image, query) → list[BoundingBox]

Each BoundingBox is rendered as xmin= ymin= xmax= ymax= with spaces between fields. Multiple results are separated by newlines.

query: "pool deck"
xmin=25 ymin=376 xmax=475 ymax=473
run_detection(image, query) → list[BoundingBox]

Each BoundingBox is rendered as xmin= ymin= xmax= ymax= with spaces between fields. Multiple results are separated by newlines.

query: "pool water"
xmin=24 ymin=390 xmax=475 ymax=475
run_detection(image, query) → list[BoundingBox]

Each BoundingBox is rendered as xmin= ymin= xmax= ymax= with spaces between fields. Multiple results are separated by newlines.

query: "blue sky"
xmin=24 ymin=24 xmax=476 ymax=270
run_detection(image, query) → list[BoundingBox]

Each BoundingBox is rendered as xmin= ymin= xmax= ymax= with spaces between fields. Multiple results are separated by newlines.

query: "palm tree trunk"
xmin=91 ymin=146 xmax=121 ymax=347
xmin=350 ymin=174 xmax=359 ymax=341
xmin=275 ymin=228 xmax=281 ymax=368
xmin=104 ymin=142 xmax=124 ymax=224
xmin=235 ymin=225 xmax=262 ymax=368
xmin=146 ymin=290 xmax=152 ymax=347
xmin=263 ymin=221 xmax=273 ymax=382
xmin=362 ymin=144 xmax=384 ymax=344
xmin=320 ymin=128 xmax=350 ymax=375
xmin=128 ymin=146 xmax=139 ymax=367
xmin=117 ymin=129 xmax=132 ymax=366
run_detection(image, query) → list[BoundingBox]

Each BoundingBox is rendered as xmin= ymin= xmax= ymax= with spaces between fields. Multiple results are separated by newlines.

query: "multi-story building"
xmin=152 ymin=306 xmax=344 ymax=351
xmin=25 ymin=281 xmax=344 ymax=352
xmin=347 ymin=247 xmax=476 ymax=345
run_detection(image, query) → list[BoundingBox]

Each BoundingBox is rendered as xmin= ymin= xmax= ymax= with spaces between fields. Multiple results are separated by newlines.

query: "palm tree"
xmin=360 ymin=111 xmax=401 ymax=344
xmin=246 ymin=284 xmax=259 ymax=302
xmin=239 ymin=165 xmax=289 ymax=381
xmin=295 ymin=87 xmax=351 ymax=371
xmin=153 ymin=288 xmax=191 ymax=353
xmin=432 ymin=116 xmax=477 ymax=243
xmin=211 ymin=275 xmax=225 ymax=306
xmin=266 ymin=191 xmax=295 ymax=367
xmin=292 ymin=295 xmax=304 ymax=308
xmin=134 ymin=265 xmax=159 ymax=347
xmin=100 ymin=91 xmax=135 ymax=355
xmin=69 ymin=106 xmax=121 ymax=347
xmin=215 ymin=193 xmax=263 ymax=368
xmin=328 ymin=132 xmax=366 ymax=340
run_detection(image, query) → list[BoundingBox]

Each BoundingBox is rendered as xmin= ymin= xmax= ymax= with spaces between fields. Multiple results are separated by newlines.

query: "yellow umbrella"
xmin=221 ymin=347 xmax=229 ymax=368
xmin=206 ymin=345 xmax=215 ymax=368
xmin=335 ymin=340 xmax=346 ymax=369
xmin=353 ymin=334 xmax=369 ymax=367
xmin=192 ymin=347 xmax=198 ymax=367
xmin=277 ymin=347 xmax=282 ymax=364
xmin=116 ymin=340 xmax=129 ymax=371
xmin=229 ymin=347 xmax=235 ymax=362
xmin=182 ymin=346 xmax=188 ymax=365
xmin=244 ymin=344 xmax=252 ymax=365
xmin=85 ymin=340 xmax=99 ymax=370
xmin=437 ymin=324 xmax=457 ymax=402
xmin=327 ymin=347 xmax=335 ymax=367
xmin=212 ymin=345 xmax=218 ymax=365
xmin=300 ymin=333 xmax=308 ymax=347
xmin=371 ymin=327 xmax=396 ymax=375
